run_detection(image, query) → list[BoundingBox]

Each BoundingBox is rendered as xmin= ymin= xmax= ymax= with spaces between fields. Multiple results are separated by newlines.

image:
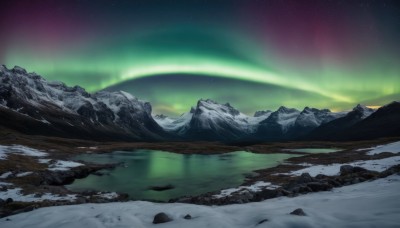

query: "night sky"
xmin=1 ymin=0 xmax=399 ymax=115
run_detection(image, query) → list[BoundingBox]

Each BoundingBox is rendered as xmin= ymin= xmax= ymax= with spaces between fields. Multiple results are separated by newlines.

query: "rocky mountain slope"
xmin=1 ymin=65 xmax=398 ymax=142
xmin=0 ymin=65 xmax=169 ymax=141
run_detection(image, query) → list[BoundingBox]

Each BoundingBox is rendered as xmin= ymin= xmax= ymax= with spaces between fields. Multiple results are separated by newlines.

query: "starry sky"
xmin=1 ymin=0 xmax=399 ymax=116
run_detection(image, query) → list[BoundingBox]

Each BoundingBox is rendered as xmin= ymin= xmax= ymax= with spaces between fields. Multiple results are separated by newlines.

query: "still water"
xmin=67 ymin=150 xmax=299 ymax=201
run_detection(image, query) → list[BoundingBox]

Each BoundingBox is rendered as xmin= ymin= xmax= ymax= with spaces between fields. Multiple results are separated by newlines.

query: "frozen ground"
xmin=1 ymin=174 xmax=399 ymax=228
xmin=0 ymin=188 xmax=77 ymax=202
xmin=0 ymin=145 xmax=47 ymax=160
xmin=362 ymin=141 xmax=400 ymax=155
xmin=213 ymin=181 xmax=279 ymax=198
xmin=286 ymin=156 xmax=400 ymax=177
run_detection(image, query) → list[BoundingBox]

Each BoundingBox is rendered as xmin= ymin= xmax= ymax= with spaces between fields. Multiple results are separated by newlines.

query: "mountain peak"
xmin=277 ymin=106 xmax=298 ymax=113
xmin=12 ymin=66 xmax=27 ymax=74
xmin=353 ymin=104 xmax=371 ymax=112
xmin=254 ymin=110 xmax=272 ymax=117
xmin=352 ymin=104 xmax=374 ymax=119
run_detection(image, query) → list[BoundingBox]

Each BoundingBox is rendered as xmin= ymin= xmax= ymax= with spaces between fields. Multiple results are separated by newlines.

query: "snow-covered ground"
xmin=1 ymin=175 xmax=399 ymax=228
xmin=285 ymin=156 xmax=400 ymax=177
xmin=46 ymin=160 xmax=84 ymax=171
xmin=0 ymin=188 xmax=77 ymax=202
xmin=360 ymin=141 xmax=400 ymax=155
xmin=0 ymin=144 xmax=84 ymax=173
xmin=213 ymin=181 xmax=279 ymax=198
xmin=0 ymin=145 xmax=47 ymax=160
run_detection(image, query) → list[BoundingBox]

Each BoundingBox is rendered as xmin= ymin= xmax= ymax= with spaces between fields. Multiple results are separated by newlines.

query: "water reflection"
xmin=67 ymin=150 xmax=299 ymax=201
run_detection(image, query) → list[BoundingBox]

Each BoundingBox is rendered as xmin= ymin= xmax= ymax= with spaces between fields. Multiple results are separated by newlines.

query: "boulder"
xmin=153 ymin=212 xmax=173 ymax=224
xmin=290 ymin=208 xmax=306 ymax=216
xmin=297 ymin=173 xmax=314 ymax=184
xmin=340 ymin=165 xmax=354 ymax=175
xmin=183 ymin=214 xmax=192 ymax=220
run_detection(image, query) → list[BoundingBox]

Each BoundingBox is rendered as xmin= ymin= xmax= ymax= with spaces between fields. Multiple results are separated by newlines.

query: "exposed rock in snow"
xmin=0 ymin=188 xmax=76 ymax=202
xmin=95 ymin=192 xmax=119 ymax=200
xmin=0 ymin=145 xmax=47 ymax=160
xmin=15 ymin=172 xmax=33 ymax=177
xmin=253 ymin=110 xmax=272 ymax=118
xmin=213 ymin=182 xmax=280 ymax=199
xmin=0 ymin=172 xmax=13 ymax=179
xmin=0 ymin=65 xmax=167 ymax=141
xmin=173 ymin=99 xmax=262 ymax=141
xmin=286 ymin=156 xmax=400 ymax=177
xmin=48 ymin=160 xmax=84 ymax=171
xmin=353 ymin=104 xmax=375 ymax=119
xmin=363 ymin=141 xmax=400 ymax=155
xmin=154 ymin=111 xmax=193 ymax=133
xmin=1 ymin=175 xmax=400 ymax=228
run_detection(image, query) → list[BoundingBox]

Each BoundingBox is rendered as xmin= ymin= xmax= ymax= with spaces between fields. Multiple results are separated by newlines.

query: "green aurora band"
xmin=2 ymin=1 xmax=399 ymax=115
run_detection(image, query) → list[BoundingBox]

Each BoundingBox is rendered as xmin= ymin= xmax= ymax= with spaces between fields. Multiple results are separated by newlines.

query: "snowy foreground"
xmin=1 ymin=175 xmax=400 ymax=228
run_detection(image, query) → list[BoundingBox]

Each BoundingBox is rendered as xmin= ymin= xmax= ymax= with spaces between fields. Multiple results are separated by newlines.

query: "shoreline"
xmin=1 ymin=132 xmax=400 ymax=218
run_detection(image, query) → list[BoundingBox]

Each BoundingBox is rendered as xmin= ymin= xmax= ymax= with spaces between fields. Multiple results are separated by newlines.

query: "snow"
xmin=154 ymin=112 xmax=193 ymax=133
xmin=0 ymin=145 xmax=47 ymax=160
xmin=1 ymin=175 xmax=400 ymax=228
xmin=95 ymin=192 xmax=119 ymax=200
xmin=213 ymin=181 xmax=280 ymax=198
xmin=48 ymin=160 xmax=84 ymax=171
xmin=363 ymin=141 xmax=400 ymax=155
xmin=0 ymin=171 xmax=13 ymax=179
xmin=0 ymin=188 xmax=76 ymax=202
xmin=286 ymin=156 xmax=400 ymax=177
xmin=0 ymin=182 xmax=12 ymax=186
xmin=1 ymin=66 xmax=152 ymax=130
xmin=38 ymin=158 xmax=51 ymax=164
xmin=16 ymin=172 xmax=33 ymax=177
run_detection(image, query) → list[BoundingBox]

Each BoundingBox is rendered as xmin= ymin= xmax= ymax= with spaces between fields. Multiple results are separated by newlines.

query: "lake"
xmin=66 ymin=150 xmax=300 ymax=201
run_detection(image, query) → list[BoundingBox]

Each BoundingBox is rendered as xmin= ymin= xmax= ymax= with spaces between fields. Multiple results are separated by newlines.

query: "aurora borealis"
xmin=1 ymin=0 xmax=399 ymax=116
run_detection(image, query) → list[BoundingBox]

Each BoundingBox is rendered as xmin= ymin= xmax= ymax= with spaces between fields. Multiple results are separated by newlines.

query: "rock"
xmin=183 ymin=214 xmax=192 ymax=220
xmin=75 ymin=197 xmax=87 ymax=204
xmin=0 ymin=199 xmax=4 ymax=206
xmin=297 ymin=173 xmax=314 ymax=184
xmin=341 ymin=165 xmax=368 ymax=176
xmin=148 ymin=184 xmax=175 ymax=191
xmin=257 ymin=218 xmax=269 ymax=224
xmin=290 ymin=208 xmax=306 ymax=216
xmin=315 ymin=174 xmax=327 ymax=179
xmin=5 ymin=198 xmax=13 ymax=204
xmin=307 ymin=182 xmax=332 ymax=191
xmin=340 ymin=165 xmax=354 ymax=175
xmin=153 ymin=212 xmax=173 ymax=224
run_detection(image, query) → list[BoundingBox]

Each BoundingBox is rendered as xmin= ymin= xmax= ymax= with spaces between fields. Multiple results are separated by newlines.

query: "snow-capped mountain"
xmin=306 ymin=104 xmax=376 ymax=140
xmin=154 ymin=99 xmax=273 ymax=141
xmin=291 ymin=107 xmax=348 ymax=136
xmin=255 ymin=106 xmax=350 ymax=140
xmin=255 ymin=106 xmax=301 ymax=140
xmin=0 ymin=65 xmax=168 ymax=141
xmin=1 ymin=65 xmax=397 ymax=142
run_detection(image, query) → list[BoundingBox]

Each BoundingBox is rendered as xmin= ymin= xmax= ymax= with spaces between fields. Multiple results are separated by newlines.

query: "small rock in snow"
xmin=290 ymin=208 xmax=307 ymax=216
xmin=153 ymin=212 xmax=173 ymax=224
xmin=257 ymin=218 xmax=269 ymax=224
xmin=183 ymin=214 xmax=192 ymax=220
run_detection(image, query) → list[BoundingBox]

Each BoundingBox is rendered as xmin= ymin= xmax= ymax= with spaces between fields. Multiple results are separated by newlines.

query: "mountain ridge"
xmin=1 ymin=65 xmax=398 ymax=142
